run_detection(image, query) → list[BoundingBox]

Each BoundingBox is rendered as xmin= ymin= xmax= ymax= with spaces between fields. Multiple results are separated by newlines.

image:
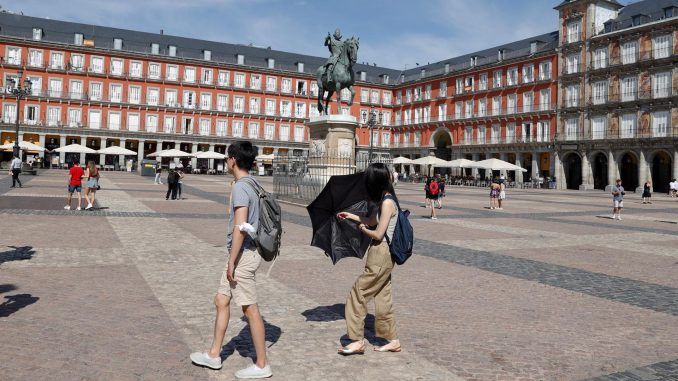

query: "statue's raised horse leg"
xmin=324 ymin=88 xmax=334 ymax=115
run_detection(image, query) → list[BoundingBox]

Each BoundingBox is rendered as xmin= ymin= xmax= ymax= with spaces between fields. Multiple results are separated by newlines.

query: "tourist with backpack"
xmin=336 ymin=163 xmax=403 ymax=355
xmin=165 ymin=168 xmax=179 ymax=200
xmin=425 ymin=177 xmax=439 ymax=219
xmin=191 ymin=141 xmax=273 ymax=379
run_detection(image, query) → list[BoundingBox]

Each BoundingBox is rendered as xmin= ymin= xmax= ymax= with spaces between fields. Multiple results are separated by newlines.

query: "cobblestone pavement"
xmin=1 ymin=170 xmax=677 ymax=381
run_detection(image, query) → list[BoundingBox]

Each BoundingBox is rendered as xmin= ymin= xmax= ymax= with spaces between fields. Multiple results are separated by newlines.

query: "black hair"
xmin=227 ymin=141 xmax=256 ymax=170
xmin=73 ymin=158 xmax=79 ymax=165
xmin=365 ymin=163 xmax=396 ymax=203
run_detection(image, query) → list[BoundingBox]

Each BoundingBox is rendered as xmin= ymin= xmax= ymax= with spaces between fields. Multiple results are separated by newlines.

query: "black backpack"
xmin=240 ymin=177 xmax=283 ymax=262
xmin=167 ymin=171 xmax=179 ymax=184
xmin=383 ymin=195 xmax=414 ymax=265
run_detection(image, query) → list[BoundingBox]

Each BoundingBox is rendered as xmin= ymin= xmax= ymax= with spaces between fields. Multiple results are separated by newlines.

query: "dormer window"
xmin=74 ymin=33 xmax=84 ymax=45
xmin=267 ymin=58 xmax=275 ymax=69
xmin=151 ymin=43 xmax=159 ymax=55
xmin=203 ymin=50 xmax=211 ymax=60
xmin=360 ymin=71 xmax=367 ymax=81
xmin=498 ymin=49 xmax=504 ymax=61
xmin=297 ymin=62 xmax=304 ymax=73
xmin=664 ymin=7 xmax=675 ymax=18
xmin=530 ymin=41 xmax=538 ymax=54
xmin=113 ymin=38 xmax=123 ymax=50
xmin=168 ymin=45 xmax=177 ymax=57
xmin=33 ymin=28 xmax=43 ymax=41
xmin=382 ymin=74 xmax=389 ymax=85
xmin=470 ymin=56 xmax=477 ymax=67
xmin=400 ymin=74 xmax=405 ymax=84
xmin=632 ymin=15 xmax=641 ymax=26
xmin=420 ymin=68 xmax=426 ymax=78
xmin=444 ymin=63 xmax=450 ymax=73
xmin=237 ymin=54 xmax=245 ymax=65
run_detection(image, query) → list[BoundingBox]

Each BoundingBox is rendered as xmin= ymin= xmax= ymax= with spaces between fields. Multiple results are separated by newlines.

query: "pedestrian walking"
xmin=641 ymin=180 xmax=652 ymax=204
xmin=83 ymin=161 xmax=100 ymax=210
xmin=176 ymin=166 xmax=185 ymax=200
xmin=425 ymin=177 xmax=438 ymax=219
xmin=497 ymin=181 xmax=506 ymax=210
xmin=435 ymin=174 xmax=445 ymax=209
xmin=165 ymin=168 xmax=179 ymax=200
xmin=154 ymin=162 xmax=163 ymax=184
xmin=64 ymin=159 xmax=84 ymax=211
xmin=670 ymin=179 xmax=677 ymax=198
xmin=611 ymin=178 xmax=625 ymax=220
xmin=190 ymin=141 xmax=272 ymax=379
xmin=489 ymin=181 xmax=500 ymax=210
xmin=9 ymin=154 xmax=22 ymax=188
xmin=336 ymin=163 xmax=401 ymax=355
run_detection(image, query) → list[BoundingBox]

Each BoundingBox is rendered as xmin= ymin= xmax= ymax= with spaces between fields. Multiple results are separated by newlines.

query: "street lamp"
xmin=6 ymin=69 xmax=33 ymax=157
xmin=367 ymin=107 xmax=382 ymax=164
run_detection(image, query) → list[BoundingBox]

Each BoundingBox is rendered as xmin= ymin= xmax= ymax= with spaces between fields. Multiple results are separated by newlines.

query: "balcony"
xmin=563 ymin=127 xmax=678 ymax=141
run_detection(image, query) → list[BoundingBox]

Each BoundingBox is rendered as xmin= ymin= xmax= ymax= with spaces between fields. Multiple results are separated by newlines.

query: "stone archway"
xmin=431 ymin=128 xmax=452 ymax=161
xmin=619 ymin=152 xmax=639 ymax=191
xmin=563 ymin=152 xmax=582 ymax=190
xmin=651 ymin=150 xmax=672 ymax=193
xmin=591 ymin=152 xmax=608 ymax=190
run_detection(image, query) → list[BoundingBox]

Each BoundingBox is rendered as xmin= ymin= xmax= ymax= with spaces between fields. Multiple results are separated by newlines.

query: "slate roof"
xmin=0 ymin=7 xmax=584 ymax=86
xmin=599 ymin=0 xmax=678 ymax=34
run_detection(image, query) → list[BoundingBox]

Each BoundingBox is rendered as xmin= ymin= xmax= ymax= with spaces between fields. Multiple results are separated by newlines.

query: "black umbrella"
xmin=307 ymin=172 xmax=373 ymax=264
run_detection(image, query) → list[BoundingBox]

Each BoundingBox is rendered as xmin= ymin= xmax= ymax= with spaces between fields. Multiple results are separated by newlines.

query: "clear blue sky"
xmin=2 ymin=0 xmax=633 ymax=70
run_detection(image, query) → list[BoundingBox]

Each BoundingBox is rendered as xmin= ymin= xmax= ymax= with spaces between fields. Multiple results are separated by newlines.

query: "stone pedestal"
xmin=306 ymin=114 xmax=358 ymax=185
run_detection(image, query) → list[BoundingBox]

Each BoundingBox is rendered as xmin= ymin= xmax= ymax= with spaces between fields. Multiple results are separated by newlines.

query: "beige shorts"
xmin=217 ymin=249 xmax=261 ymax=306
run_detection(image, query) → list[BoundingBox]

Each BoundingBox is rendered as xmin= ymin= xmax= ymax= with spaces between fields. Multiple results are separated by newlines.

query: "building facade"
xmin=554 ymin=0 xmax=678 ymax=192
xmin=0 ymin=0 xmax=676 ymax=190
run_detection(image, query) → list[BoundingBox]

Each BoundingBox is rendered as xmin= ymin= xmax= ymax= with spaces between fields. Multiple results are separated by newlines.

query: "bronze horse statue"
xmin=315 ymin=37 xmax=359 ymax=115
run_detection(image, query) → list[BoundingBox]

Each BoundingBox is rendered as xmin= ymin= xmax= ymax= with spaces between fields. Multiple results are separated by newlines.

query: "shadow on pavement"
xmin=0 ymin=284 xmax=17 ymax=294
xmin=0 ymin=246 xmax=35 ymax=265
xmin=220 ymin=316 xmax=282 ymax=361
xmin=303 ymin=304 xmax=387 ymax=347
xmin=0 ymin=293 xmax=39 ymax=318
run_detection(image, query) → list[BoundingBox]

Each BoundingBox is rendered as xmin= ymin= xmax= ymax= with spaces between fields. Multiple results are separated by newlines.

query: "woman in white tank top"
xmin=336 ymin=163 xmax=401 ymax=355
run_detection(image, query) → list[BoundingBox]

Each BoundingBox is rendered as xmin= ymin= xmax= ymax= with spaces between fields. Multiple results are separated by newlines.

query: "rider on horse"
xmin=323 ymin=28 xmax=344 ymax=83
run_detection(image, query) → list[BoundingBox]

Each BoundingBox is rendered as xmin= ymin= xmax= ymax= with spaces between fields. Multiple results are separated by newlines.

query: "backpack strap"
xmin=239 ymin=177 xmax=264 ymax=197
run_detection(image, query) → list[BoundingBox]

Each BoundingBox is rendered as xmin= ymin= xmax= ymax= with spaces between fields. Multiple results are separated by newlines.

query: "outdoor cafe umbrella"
xmin=392 ymin=156 xmax=413 ymax=164
xmin=306 ymin=172 xmax=373 ymax=264
xmin=53 ymin=143 xmax=97 ymax=154
xmin=471 ymin=158 xmax=527 ymax=172
xmin=0 ymin=141 xmax=45 ymax=152
xmin=193 ymin=151 xmax=226 ymax=159
xmin=434 ymin=158 xmax=477 ymax=168
xmin=412 ymin=153 xmax=448 ymax=176
xmin=97 ymin=145 xmax=137 ymax=156
xmin=147 ymin=148 xmax=192 ymax=158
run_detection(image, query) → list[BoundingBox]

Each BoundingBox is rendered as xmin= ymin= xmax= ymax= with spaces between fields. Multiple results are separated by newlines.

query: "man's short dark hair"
xmin=73 ymin=159 xmax=80 ymax=165
xmin=227 ymin=141 xmax=256 ymax=170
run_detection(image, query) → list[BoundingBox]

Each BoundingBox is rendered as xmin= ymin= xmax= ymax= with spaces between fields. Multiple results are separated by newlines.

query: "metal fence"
xmin=273 ymin=152 xmax=392 ymax=204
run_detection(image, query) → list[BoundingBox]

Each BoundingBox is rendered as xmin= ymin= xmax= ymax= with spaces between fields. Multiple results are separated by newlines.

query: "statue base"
xmin=305 ymin=114 xmax=359 ymax=187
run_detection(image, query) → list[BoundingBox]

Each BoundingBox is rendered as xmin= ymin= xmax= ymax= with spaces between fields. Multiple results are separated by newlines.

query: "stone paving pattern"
xmin=1 ymin=170 xmax=677 ymax=380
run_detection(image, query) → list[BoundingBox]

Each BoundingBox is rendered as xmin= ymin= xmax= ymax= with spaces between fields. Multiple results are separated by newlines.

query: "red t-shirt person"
xmin=69 ymin=166 xmax=85 ymax=186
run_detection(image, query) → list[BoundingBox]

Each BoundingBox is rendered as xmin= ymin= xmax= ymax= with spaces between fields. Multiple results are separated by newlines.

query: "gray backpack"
xmin=241 ymin=177 xmax=282 ymax=261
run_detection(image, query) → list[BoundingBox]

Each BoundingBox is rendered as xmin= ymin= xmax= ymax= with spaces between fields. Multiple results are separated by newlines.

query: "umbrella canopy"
xmin=255 ymin=153 xmax=275 ymax=161
xmin=97 ymin=145 xmax=137 ymax=155
xmin=194 ymin=150 xmax=226 ymax=159
xmin=307 ymin=172 xmax=373 ymax=264
xmin=435 ymin=158 xmax=477 ymax=168
xmin=53 ymin=143 xmax=97 ymax=154
xmin=471 ymin=158 xmax=527 ymax=172
xmin=392 ymin=156 xmax=413 ymax=164
xmin=148 ymin=148 xmax=192 ymax=158
xmin=0 ymin=141 xmax=45 ymax=152
xmin=411 ymin=154 xmax=448 ymax=166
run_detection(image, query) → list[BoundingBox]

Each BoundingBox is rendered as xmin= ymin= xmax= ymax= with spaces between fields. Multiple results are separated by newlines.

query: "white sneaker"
xmin=235 ymin=364 xmax=272 ymax=379
xmin=611 ymin=214 xmax=616 ymax=220
xmin=63 ymin=205 xmax=71 ymax=210
xmin=431 ymin=216 xmax=437 ymax=220
xmin=189 ymin=352 xmax=222 ymax=370
xmin=85 ymin=203 xmax=93 ymax=210
xmin=617 ymin=216 xmax=622 ymax=221
xmin=76 ymin=207 xmax=81 ymax=211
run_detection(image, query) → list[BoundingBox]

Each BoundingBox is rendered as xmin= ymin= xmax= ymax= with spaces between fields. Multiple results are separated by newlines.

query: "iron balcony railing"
xmin=562 ymin=126 xmax=678 ymax=142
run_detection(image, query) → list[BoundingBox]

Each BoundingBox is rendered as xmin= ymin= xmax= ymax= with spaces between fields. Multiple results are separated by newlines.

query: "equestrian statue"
xmin=316 ymin=28 xmax=359 ymax=115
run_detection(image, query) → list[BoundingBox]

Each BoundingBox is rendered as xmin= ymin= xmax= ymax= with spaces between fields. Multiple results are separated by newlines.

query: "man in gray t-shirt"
xmin=191 ymin=141 xmax=272 ymax=379
xmin=227 ymin=177 xmax=259 ymax=252
xmin=611 ymin=178 xmax=625 ymax=221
